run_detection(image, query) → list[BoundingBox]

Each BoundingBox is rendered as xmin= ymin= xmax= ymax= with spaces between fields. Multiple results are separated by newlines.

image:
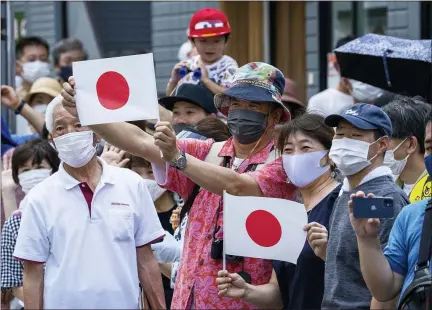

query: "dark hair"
xmin=335 ymin=35 xmax=356 ymax=49
xmin=11 ymin=139 xmax=60 ymax=185
xmin=195 ymin=117 xmax=231 ymax=142
xmin=382 ymin=95 xmax=432 ymax=154
xmin=130 ymin=155 xmax=151 ymax=169
xmin=52 ymin=38 xmax=88 ymax=66
xmin=16 ymin=36 xmax=49 ymax=59
xmin=191 ymin=34 xmax=230 ymax=43
xmin=41 ymin=123 xmax=50 ymax=140
xmin=277 ymin=113 xmax=334 ymax=153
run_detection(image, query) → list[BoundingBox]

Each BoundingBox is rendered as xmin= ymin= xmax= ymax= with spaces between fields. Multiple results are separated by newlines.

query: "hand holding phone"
xmin=352 ymin=196 xmax=394 ymax=219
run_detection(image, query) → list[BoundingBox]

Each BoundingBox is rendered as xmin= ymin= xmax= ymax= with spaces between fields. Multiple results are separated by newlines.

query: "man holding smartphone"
xmin=305 ymin=103 xmax=409 ymax=309
xmin=349 ymin=110 xmax=432 ymax=308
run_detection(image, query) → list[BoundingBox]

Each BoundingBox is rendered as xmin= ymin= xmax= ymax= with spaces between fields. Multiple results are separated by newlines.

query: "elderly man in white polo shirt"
xmin=13 ymin=96 xmax=166 ymax=309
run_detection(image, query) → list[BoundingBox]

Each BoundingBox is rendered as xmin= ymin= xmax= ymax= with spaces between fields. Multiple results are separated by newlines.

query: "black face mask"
xmin=59 ymin=66 xmax=73 ymax=82
xmin=227 ymin=109 xmax=268 ymax=145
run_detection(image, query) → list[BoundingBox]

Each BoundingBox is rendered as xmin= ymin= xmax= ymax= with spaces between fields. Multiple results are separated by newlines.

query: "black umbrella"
xmin=334 ymin=33 xmax=432 ymax=101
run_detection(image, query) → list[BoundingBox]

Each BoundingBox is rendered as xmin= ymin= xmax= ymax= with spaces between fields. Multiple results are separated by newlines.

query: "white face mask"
xmin=21 ymin=61 xmax=51 ymax=83
xmin=283 ymin=150 xmax=330 ymax=188
xmin=384 ymin=138 xmax=409 ymax=176
xmin=53 ymin=131 xmax=96 ymax=168
xmin=349 ymin=79 xmax=384 ymax=103
xmin=33 ymin=104 xmax=48 ymax=115
xmin=142 ymin=179 xmax=167 ymax=202
xmin=329 ymin=137 xmax=379 ymax=176
xmin=18 ymin=169 xmax=51 ymax=195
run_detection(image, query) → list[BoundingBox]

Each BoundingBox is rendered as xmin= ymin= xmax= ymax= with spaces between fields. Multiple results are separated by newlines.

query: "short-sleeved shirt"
xmin=13 ymin=159 xmax=164 ymax=309
xmin=323 ymin=173 xmax=409 ymax=309
xmin=273 ymin=185 xmax=341 ymax=310
xmin=177 ymin=55 xmax=238 ymax=89
xmin=384 ymin=198 xmax=432 ymax=305
xmin=152 ymin=137 xmax=297 ymax=309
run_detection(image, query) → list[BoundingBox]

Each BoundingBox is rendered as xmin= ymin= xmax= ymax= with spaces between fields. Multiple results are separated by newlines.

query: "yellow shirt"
xmin=408 ymin=171 xmax=431 ymax=203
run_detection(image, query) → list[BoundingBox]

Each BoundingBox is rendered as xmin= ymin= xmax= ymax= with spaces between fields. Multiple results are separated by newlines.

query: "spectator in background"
xmin=382 ymin=96 xmax=431 ymax=201
xmin=306 ymin=103 xmax=409 ymax=309
xmin=159 ymin=83 xmax=218 ymax=133
xmin=1 ymin=139 xmax=60 ymax=309
xmin=274 ymin=78 xmax=306 ymax=144
xmin=15 ymin=36 xmax=51 ymax=100
xmin=349 ymin=112 xmax=432 ymax=308
xmin=166 ymin=8 xmax=238 ymax=96
xmin=52 ymin=38 xmax=88 ymax=83
xmin=307 ymin=35 xmax=384 ymax=117
xmin=178 ymin=29 xmax=199 ymax=62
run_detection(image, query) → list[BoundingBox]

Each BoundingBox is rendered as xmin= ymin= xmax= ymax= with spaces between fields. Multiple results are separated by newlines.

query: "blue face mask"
xmin=59 ymin=66 xmax=73 ymax=82
xmin=425 ymin=154 xmax=432 ymax=176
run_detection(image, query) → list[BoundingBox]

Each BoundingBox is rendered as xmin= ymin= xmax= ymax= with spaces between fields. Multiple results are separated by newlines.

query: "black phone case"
xmin=353 ymin=197 xmax=394 ymax=219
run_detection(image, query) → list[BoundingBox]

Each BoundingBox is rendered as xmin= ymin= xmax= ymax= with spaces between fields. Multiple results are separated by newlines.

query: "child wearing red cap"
xmin=166 ymin=8 xmax=238 ymax=96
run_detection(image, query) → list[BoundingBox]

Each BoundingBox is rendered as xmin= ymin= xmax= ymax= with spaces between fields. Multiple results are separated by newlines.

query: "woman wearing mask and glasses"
xmin=1 ymin=139 xmax=60 ymax=309
xmin=216 ymin=113 xmax=341 ymax=309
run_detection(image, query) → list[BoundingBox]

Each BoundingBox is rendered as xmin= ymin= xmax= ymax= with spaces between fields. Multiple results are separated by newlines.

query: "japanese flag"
xmin=72 ymin=53 xmax=159 ymax=126
xmin=223 ymin=192 xmax=307 ymax=263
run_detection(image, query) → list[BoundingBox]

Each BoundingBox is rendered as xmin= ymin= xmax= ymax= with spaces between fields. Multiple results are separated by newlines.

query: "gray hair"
xmin=52 ymin=38 xmax=88 ymax=66
xmin=45 ymin=96 xmax=63 ymax=133
xmin=382 ymin=95 xmax=431 ymax=154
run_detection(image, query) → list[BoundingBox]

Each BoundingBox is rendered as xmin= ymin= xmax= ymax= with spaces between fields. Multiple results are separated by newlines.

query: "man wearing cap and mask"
xmin=382 ymin=96 xmax=431 ymax=201
xmin=61 ymin=62 xmax=296 ymax=309
xmin=305 ymin=103 xmax=409 ymax=309
xmin=159 ymin=83 xmax=218 ymax=134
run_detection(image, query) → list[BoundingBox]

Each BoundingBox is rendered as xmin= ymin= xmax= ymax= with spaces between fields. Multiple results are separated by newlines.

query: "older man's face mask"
xmin=53 ymin=131 xmax=96 ymax=168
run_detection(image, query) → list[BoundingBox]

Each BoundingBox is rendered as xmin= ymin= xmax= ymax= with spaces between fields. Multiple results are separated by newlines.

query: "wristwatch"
xmin=14 ymin=100 xmax=26 ymax=115
xmin=170 ymin=151 xmax=187 ymax=170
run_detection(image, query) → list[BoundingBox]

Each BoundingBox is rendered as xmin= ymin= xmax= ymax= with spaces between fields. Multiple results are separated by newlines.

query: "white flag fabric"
xmin=223 ymin=192 xmax=307 ymax=264
xmin=72 ymin=53 xmax=159 ymax=126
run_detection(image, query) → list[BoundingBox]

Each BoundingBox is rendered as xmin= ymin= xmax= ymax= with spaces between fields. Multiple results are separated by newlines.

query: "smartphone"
xmin=353 ymin=197 xmax=394 ymax=219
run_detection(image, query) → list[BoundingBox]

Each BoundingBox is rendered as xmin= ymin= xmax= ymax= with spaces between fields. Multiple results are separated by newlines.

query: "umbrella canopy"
xmin=334 ymin=33 xmax=431 ymax=101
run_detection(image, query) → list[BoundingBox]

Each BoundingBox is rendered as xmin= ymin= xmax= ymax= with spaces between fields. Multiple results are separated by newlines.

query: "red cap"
xmin=189 ymin=8 xmax=231 ymax=38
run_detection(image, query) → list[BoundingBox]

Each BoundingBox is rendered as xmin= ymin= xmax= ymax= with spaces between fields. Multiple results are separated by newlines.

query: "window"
xmin=331 ymin=1 xmax=388 ymax=49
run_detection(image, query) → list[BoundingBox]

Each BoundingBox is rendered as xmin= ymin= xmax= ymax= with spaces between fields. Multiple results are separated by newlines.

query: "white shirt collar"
xmin=58 ymin=157 xmax=116 ymax=190
xmin=339 ymin=166 xmax=393 ymax=195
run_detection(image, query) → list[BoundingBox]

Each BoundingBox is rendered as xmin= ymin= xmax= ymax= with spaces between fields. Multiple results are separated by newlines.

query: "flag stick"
xmin=222 ymin=191 xmax=227 ymax=271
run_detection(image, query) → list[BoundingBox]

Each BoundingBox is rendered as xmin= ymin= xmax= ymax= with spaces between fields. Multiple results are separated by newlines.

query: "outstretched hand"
xmin=153 ymin=121 xmax=179 ymax=163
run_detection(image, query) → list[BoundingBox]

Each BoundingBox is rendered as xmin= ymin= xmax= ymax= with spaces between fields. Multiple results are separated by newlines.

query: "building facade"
xmin=4 ymin=1 xmax=431 ymax=131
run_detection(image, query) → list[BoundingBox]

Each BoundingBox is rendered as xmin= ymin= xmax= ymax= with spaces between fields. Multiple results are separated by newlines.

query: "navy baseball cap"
xmin=324 ymin=103 xmax=392 ymax=137
xmin=159 ymin=83 xmax=218 ymax=114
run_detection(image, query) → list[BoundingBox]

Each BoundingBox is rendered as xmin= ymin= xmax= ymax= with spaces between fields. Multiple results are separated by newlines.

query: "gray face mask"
xmin=227 ymin=109 xmax=267 ymax=145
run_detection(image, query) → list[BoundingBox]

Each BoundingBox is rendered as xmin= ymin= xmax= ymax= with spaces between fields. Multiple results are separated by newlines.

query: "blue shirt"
xmin=384 ymin=198 xmax=432 ymax=304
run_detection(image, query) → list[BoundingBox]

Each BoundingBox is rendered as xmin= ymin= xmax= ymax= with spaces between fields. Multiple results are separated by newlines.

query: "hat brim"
xmin=281 ymin=95 xmax=304 ymax=107
xmin=324 ymin=114 xmax=379 ymax=131
xmin=24 ymin=87 xmax=60 ymax=103
xmin=214 ymin=84 xmax=291 ymax=122
xmin=159 ymin=96 xmax=211 ymax=113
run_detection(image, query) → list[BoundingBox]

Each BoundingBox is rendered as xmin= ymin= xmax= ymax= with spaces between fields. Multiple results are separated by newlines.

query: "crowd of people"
xmin=1 ymin=7 xmax=431 ymax=310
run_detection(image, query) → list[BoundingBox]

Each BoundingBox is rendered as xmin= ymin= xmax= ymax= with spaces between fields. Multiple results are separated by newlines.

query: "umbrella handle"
xmin=383 ymin=49 xmax=393 ymax=87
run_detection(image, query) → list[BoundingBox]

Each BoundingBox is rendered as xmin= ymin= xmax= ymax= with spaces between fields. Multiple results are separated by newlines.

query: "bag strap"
xmin=417 ymin=198 xmax=432 ymax=268
xmin=180 ymin=141 xmax=226 ymax=221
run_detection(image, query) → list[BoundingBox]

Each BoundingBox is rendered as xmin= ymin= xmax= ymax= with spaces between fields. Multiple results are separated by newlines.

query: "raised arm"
xmin=349 ymin=192 xmax=405 ymax=302
xmin=153 ymin=122 xmax=263 ymax=197
xmin=60 ymin=78 xmax=165 ymax=166
xmin=1 ymin=86 xmax=45 ymax=135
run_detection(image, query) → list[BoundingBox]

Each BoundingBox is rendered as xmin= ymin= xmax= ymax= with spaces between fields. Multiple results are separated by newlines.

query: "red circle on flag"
xmin=96 ymin=71 xmax=130 ymax=110
xmin=245 ymin=210 xmax=282 ymax=247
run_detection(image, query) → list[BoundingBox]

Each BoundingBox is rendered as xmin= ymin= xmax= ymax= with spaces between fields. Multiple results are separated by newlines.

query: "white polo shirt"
xmin=13 ymin=159 xmax=164 ymax=309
